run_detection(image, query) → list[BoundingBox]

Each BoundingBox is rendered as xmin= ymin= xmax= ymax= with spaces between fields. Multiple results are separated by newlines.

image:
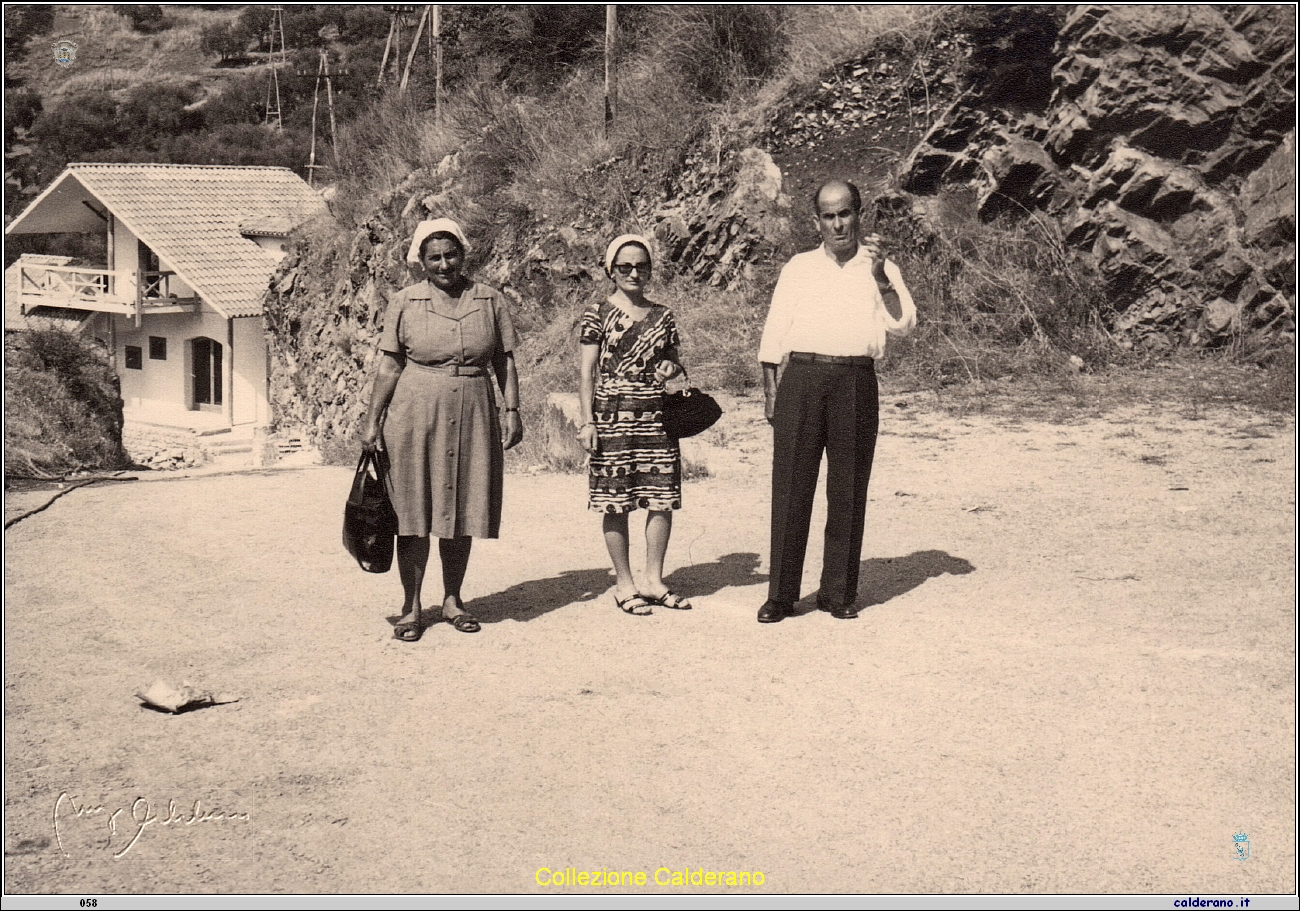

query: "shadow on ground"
xmin=788 ymin=549 xmax=975 ymax=617
xmin=454 ymin=552 xmax=774 ymax=624
xmin=424 ymin=549 xmax=972 ymax=625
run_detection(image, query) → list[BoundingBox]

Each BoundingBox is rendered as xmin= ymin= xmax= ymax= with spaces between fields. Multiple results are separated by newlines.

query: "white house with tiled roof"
xmin=5 ymin=163 xmax=327 ymax=430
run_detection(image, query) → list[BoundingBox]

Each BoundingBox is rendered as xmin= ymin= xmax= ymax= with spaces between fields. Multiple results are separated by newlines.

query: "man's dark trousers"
xmin=768 ymin=356 xmax=879 ymax=607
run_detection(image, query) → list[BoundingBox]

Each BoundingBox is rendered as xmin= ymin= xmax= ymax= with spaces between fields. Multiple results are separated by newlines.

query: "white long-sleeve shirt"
xmin=757 ymin=244 xmax=917 ymax=364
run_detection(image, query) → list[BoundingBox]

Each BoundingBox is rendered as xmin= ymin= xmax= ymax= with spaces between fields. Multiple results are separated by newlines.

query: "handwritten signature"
xmin=54 ymin=792 xmax=249 ymax=858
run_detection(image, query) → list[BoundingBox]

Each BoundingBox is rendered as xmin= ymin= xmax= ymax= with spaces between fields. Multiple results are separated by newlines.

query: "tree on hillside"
xmin=200 ymin=21 xmax=252 ymax=63
xmin=237 ymin=6 xmax=275 ymax=53
xmin=4 ymin=5 xmax=55 ymax=59
xmin=5 ymin=89 xmax=42 ymax=145
xmin=122 ymin=5 xmax=170 ymax=34
xmin=119 ymin=83 xmax=205 ymax=139
xmin=31 ymin=92 xmax=123 ymax=162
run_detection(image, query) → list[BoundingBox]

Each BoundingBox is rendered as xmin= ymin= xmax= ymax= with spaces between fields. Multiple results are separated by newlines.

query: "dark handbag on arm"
xmin=661 ymin=367 xmax=723 ymax=440
xmin=343 ymin=448 xmax=399 ymax=573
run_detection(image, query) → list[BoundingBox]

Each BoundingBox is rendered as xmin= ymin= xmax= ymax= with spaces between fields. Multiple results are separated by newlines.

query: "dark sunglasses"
xmin=612 ymin=262 xmax=651 ymax=276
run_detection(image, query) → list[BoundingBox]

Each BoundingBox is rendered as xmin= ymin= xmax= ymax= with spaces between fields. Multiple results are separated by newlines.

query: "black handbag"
xmin=661 ymin=369 xmax=723 ymax=440
xmin=343 ymin=448 xmax=399 ymax=573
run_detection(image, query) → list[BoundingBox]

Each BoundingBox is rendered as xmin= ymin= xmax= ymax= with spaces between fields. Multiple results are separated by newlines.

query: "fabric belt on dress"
xmin=788 ymin=351 xmax=874 ymax=367
xmin=407 ymin=361 xmax=487 ymax=377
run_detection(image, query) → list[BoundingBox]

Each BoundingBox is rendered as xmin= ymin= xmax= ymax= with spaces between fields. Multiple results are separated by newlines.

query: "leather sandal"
xmin=448 ymin=613 xmax=481 ymax=633
xmin=650 ymin=590 xmax=692 ymax=610
xmin=393 ymin=620 xmax=422 ymax=641
xmin=615 ymin=593 xmax=654 ymax=616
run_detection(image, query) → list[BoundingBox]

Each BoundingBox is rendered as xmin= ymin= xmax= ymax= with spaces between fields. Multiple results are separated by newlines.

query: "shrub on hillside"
xmin=119 ymin=83 xmax=205 ymax=138
xmin=122 ymin=5 xmax=170 ymax=35
xmin=442 ymin=5 xmax=607 ymax=91
xmin=639 ymin=6 xmax=788 ymax=103
xmin=203 ymin=73 xmax=269 ymax=125
xmin=31 ymin=91 xmax=123 ymax=161
xmin=878 ymin=189 xmax=1122 ymax=387
xmin=4 ymin=5 xmax=55 ymax=58
xmin=4 ymin=329 xmax=130 ymax=479
xmin=4 ymin=88 xmax=42 ymax=144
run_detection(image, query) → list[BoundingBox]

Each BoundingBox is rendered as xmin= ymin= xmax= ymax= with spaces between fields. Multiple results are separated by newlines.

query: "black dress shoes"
xmin=817 ymin=595 xmax=859 ymax=620
xmin=757 ymin=601 xmax=788 ymax=623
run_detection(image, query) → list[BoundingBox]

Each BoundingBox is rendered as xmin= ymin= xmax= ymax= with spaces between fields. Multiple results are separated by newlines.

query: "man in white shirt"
xmin=756 ymin=179 xmax=916 ymax=623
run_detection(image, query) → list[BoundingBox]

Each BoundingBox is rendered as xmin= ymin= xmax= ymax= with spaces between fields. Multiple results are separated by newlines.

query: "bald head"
xmin=812 ymin=180 xmax=862 ymax=216
xmin=813 ymin=180 xmax=864 ymax=263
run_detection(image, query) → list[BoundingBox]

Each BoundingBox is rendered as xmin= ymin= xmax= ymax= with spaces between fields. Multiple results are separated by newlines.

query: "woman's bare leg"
xmin=396 ymin=534 xmax=431 ymax=627
xmin=643 ymin=510 xmax=673 ymax=599
xmin=439 ymin=536 xmax=473 ymax=617
xmin=602 ymin=511 xmax=640 ymax=601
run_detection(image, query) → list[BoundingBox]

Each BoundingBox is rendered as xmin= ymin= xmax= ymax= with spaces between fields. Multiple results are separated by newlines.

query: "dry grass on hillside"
xmin=329 ymin=6 xmax=954 ymax=231
xmin=13 ymin=5 xmax=231 ymax=100
xmin=4 ymin=329 xmax=131 ymax=479
xmin=780 ymin=5 xmax=951 ymax=86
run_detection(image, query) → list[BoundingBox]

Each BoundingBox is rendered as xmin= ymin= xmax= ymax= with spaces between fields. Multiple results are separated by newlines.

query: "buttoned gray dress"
xmin=379 ymin=279 xmax=517 ymax=539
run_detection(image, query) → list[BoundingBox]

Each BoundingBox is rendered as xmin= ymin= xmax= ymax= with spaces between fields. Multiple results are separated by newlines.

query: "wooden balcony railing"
xmin=18 ymin=264 xmax=117 ymax=301
xmin=15 ymin=264 xmax=199 ymax=325
xmin=139 ymin=270 xmax=177 ymax=299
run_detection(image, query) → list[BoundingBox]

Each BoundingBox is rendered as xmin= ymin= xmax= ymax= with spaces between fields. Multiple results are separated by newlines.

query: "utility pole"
xmin=377 ymin=12 xmax=395 ymax=88
xmin=432 ymin=5 xmax=442 ymax=126
xmin=324 ymin=52 xmax=339 ymax=168
xmin=307 ymin=51 xmax=324 ymax=185
xmin=264 ymin=6 xmax=288 ymax=129
xmin=399 ymin=5 xmax=430 ymax=94
xmin=604 ymin=5 xmax=617 ymax=139
xmin=305 ymin=50 xmax=342 ymax=183
xmin=379 ymin=6 xmax=418 ymax=89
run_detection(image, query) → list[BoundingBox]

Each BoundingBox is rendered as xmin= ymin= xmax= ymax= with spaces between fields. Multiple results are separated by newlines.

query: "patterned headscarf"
xmin=407 ymin=218 xmax=471 ymax=264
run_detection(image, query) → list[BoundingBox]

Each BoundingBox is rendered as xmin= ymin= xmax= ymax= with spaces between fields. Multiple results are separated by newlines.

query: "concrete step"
xmin=206 ymin=440 xmax=254 ymax=454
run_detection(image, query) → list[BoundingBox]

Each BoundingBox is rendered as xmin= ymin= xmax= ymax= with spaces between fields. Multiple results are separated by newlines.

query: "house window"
xmin=149 ymin=336 xmax=167 ymax=360
xmin=124 ymin=346 xmax=143 ymax=370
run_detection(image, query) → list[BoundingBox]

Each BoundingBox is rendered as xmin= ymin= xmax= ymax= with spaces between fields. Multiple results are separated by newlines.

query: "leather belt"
xmin=789 ymin=352 xmax=874 ymax=367
xmin=408 ymin=361 xmax=487 ymax=377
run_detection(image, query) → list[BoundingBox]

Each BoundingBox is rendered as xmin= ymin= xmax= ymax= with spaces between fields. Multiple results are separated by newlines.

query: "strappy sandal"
xmin=650 ymin=590 xmax=692 ymax=610
xmin=615 ymin=593 xmax=654 ymax=616
xmin=393 ymin=620 xmax=422 ymax=641
xmin=448 ymin=613 xmax=481 ymax=633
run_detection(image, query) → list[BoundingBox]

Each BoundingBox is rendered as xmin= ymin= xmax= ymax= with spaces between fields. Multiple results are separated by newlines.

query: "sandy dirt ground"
xmin=4 ymin=393 xmax=1295 ymax=895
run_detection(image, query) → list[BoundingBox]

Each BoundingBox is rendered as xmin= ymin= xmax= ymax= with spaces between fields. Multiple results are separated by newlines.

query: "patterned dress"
xmin=580 ymin=299 xmax=682 ymax=513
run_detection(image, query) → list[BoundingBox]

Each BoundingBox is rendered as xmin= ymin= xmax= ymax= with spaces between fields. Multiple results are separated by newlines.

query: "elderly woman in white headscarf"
xmin=577 ymin=234 xmax=690 ymax=616
xmin=360 ymin=218 xmax=523 ymax=642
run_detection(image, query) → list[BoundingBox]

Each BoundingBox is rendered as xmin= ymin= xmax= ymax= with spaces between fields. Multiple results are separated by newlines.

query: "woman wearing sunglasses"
xmin=577 ymin=235 xmax=692 ymax=615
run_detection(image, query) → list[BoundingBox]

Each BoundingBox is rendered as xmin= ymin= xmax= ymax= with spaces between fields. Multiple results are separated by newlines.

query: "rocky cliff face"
xmin=901 ymin=5 xmax=1295 ymax=353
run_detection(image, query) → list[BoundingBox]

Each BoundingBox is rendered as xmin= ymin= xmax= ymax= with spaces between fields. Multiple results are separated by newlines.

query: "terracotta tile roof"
xmin=67 ymin=164 xmax=328 ymax=318
xmin=239 ymin=215 xmax=297 ymax=237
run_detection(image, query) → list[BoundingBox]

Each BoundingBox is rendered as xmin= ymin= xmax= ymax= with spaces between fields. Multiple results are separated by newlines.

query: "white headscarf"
xmin=604 ymin=233 xmax=654 ymax=275
xmin=406 ymin=218 xmax=471 ymax=265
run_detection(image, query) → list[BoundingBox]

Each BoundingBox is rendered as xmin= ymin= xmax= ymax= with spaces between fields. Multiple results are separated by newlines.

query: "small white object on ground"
xmin=135 ymin=679 xmax=240 ymax=714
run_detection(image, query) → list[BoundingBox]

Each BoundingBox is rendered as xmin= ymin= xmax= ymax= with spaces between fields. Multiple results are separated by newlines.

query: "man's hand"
xmin=762 ymin=362 xmax=780 ymax=426
xmin=863 ymin=232 xmax=889 ymax=283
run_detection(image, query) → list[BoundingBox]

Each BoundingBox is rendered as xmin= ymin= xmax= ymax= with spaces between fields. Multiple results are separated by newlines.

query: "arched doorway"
xmin=191 ymin=336 xmax=223 ymax=411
